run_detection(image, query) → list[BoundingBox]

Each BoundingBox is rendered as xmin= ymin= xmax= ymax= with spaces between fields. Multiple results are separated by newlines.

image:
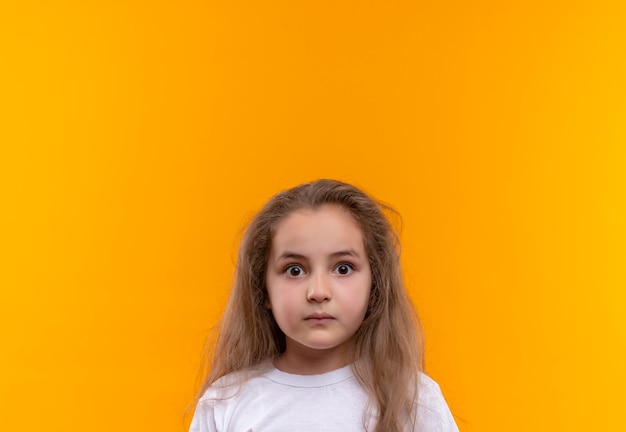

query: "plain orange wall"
xmin=1 ymin=1 xmax=625 ymax=431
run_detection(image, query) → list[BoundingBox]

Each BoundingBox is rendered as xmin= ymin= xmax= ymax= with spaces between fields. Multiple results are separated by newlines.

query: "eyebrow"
xmin=276 ymin=249 xmax=361 ymax=261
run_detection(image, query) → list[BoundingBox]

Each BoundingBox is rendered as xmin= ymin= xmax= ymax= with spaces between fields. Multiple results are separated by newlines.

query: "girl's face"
xmin=265 ymin=205 xmax=371 ymax=368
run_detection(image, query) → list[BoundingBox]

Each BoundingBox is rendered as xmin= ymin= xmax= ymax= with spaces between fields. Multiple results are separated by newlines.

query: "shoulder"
xmin=415 ymin=372 xmax=459 ymax=432
xmin=417 ymin=372 xmax=444 ymax=403
xmin=198 ymin=363 xmax=272 ymax=404
xmin=191 ymin=365 xmax=273 ymax=432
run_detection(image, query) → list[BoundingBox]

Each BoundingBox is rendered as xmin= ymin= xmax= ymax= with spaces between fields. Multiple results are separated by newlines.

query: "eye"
xmin=285 ymin=264 xmax=305 ymax=277
xmin=334 ymin=263 xmax=354 ymax=275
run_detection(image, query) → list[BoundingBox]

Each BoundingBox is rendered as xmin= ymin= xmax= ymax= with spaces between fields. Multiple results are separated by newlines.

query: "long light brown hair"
xmin=194 ymin=179 xmax=424 ymax=431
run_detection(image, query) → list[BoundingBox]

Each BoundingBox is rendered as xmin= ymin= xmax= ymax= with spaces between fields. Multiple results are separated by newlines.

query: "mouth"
xmin=305 ymin=313 xmax=335 ymax=322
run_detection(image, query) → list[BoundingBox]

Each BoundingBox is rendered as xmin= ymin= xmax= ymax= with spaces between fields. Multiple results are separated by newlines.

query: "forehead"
xmin=270 ymin=205 xmax=365 ymax=254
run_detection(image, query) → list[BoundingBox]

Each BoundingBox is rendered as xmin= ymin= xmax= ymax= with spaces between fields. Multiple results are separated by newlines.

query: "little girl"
xmin=189 ymin=179 xmax=458 ymax=432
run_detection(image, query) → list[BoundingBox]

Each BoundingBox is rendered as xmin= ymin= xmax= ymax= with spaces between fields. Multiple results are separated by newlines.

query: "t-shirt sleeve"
xmin=188 ymin=398 xmax=218 ymax=432
xmin=416 ymin=374 xmax=459 ymax=432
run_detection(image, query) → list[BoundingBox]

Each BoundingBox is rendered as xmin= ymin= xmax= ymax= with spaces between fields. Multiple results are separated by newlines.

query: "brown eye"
xmin=335 ymin=263 xmax=353 ymax=275
xmin=286 ymin=265 xmax=304 ymax=276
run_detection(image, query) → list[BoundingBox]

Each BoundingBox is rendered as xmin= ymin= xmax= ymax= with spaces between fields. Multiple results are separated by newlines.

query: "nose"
xmin=306 ymin=272 xmax=332 ymax=302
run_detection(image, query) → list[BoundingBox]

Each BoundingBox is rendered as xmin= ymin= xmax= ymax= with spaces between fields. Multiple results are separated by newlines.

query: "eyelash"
xmin=283 ymin=262 xmax=355 ymax=276
xmin=334 ymin=263 xmax=355 ymax=275
xmin=284 ymin=264 xmax=305 ymax=277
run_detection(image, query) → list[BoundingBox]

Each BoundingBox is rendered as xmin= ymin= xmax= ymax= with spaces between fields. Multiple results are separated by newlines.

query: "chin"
xmin=299 ymin=338 xmax=349 ymax=351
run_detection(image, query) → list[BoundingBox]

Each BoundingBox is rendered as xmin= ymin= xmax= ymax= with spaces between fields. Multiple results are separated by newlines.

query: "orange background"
xmin=1 ymin=1 xmax=625 ymax=431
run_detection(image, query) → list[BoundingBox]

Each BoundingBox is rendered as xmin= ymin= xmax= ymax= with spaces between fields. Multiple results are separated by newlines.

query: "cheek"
xmin=267 ymin=287 xmax=299 ymax=323
xmin=338 ymin=276 xmax=371 ymax=316
xmin=356 ymin=272 xmax=372 ymax=297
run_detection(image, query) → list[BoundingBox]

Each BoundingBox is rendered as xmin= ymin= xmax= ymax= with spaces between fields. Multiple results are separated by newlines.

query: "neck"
xmin=274 ymin=341 xmax=352 ymax=375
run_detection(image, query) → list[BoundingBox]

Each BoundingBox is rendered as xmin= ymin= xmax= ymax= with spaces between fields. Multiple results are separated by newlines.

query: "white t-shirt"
xmin=189 ymin=363 xmax=458 ymax=432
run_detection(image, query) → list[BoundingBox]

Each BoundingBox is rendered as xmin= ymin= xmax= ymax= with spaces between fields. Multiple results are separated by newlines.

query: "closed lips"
xmin=305 ymin=313 xmax=334 ymax=320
